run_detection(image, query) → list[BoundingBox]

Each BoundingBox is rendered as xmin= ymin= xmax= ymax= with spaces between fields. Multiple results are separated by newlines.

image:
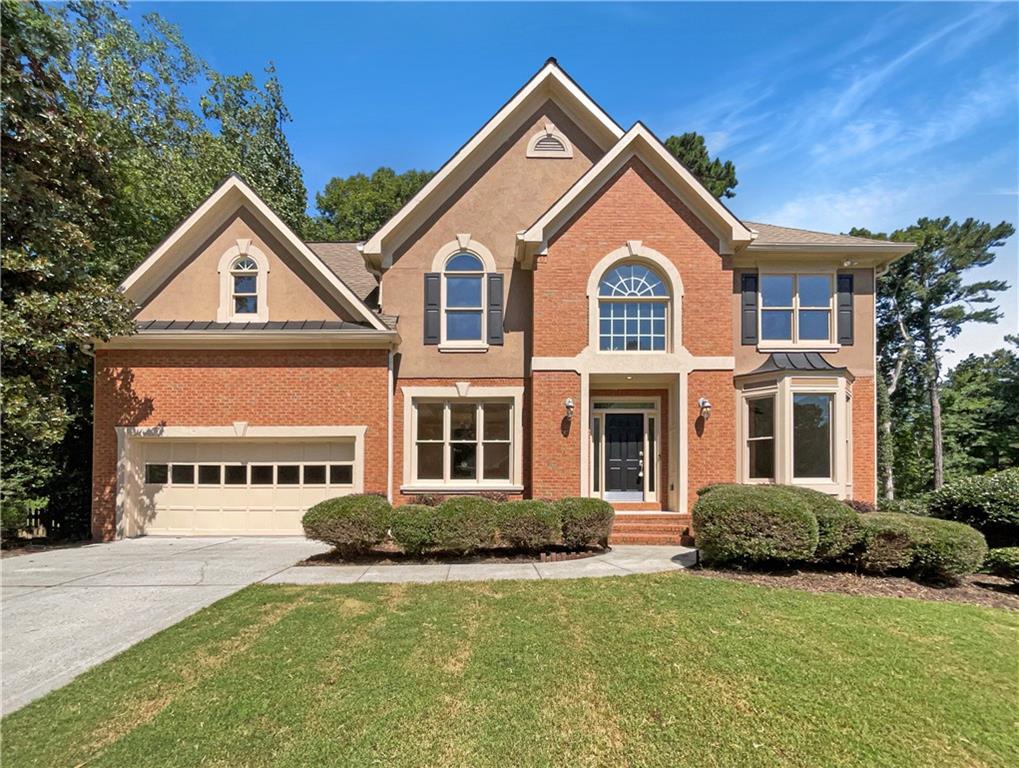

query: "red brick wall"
xmin=687 ymin=371 xmax=737 ymax=512
xmin=530 ymin=371 xmax=582 ymax=499
xmin=534 ymin=157 xmax=731 ymax=358
xmin=393 ymin=376 xmax=528 ymax=505
xmin=91 ymin=348 xmax=389 ymax=540
xmin=852 ymin=376 xmax=877 ymax=504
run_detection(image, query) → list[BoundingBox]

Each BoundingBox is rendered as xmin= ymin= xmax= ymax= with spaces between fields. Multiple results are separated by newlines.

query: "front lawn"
xmin=3 ymin=573 xmax=1016 ymax=767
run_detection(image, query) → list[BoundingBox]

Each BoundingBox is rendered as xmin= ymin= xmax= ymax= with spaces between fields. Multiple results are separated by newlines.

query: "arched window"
xmin=231 ymin=256 xmax=260 ymax=315
xmin=444 ymin=252 xmax=485 ymax=342
xmin=598 ymin=263 xmax=669 ymax=351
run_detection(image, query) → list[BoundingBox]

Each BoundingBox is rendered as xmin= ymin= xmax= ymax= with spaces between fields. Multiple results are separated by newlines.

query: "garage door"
xmin=135 ymin=440 xmax=357 ymax=535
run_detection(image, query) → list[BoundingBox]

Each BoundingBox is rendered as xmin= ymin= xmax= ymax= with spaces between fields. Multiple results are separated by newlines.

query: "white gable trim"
xmin=361 ymin=60 xmax=624 ymax=269
xmin=518 ymin=123 xmax=756 ymax=265
xmin=120 ymin=175 xmax=388 ymax=331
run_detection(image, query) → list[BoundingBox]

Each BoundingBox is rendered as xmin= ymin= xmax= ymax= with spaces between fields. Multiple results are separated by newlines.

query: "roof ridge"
xmin=744 ymin=220 xmax=895 ymax=244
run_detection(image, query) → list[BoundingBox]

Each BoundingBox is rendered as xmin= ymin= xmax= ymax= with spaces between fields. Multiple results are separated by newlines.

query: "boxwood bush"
xmin=693 ymin=485 xmax=819 ymax=565
xmin=983 ymin=547 xmax=1019 ymax=584
xmin=556 ymin=497 xmax=615 ymax=549
xmin=927 ymin=468 xmax=1019 ymax=547
xmin=388 ymin=504 xmax=437 ymax=556
xmin=495 ymin=500 xmax=561 ymax=550
xmin=777 ymin=486 xmax=864 ymax=562
xmin=302 ymin=494 xmax=392 ymax=555
xmin=432 ymin=496 xmax=499 ymax=554
xmin=860 ymin=512 xmax=987 ymax=583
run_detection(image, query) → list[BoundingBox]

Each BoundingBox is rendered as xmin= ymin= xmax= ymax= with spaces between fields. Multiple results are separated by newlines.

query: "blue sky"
xmin=127 ymin=2 xmax=1018 ymax=367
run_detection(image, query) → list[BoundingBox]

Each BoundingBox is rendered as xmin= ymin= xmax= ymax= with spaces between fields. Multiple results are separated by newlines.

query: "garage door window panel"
xmin=251 ymin=465 xmax=274 ymax=485
xmin=224 ymin=465 xmax=247 ymax=485
xmin=329 ymin=464 xmax=353 ymax=485
xmin=171 ymin=464 xmax=195 ymax=485
xmin=145 ymin=464 xmax=168 ymax=484
xmin=304 ymin=465 xmax=326 ymax=485
xmin=277 ymin=465 xmax=300 ymax=485
xmin=198 ymin=465 xmax=222 ymax=485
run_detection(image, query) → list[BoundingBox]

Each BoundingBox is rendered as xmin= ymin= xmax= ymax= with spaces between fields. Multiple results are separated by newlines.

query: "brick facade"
xmin=687 ymin=371 xmax=737 ymax=511
xmin=851 ymin=376 xmax=877 ymax=504
xmin=530 ymin=371 xmax=582 ymax=499
xmin=91 ymin=348 xmax=389 ymax=540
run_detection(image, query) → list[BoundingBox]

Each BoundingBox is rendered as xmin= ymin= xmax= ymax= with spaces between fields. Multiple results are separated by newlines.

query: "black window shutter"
xmin=837 ymin=273 xmax=854 ymax=345
xmin=741 ymin=272 xmax=758 ymax=345
xmin=487 ymin=273 xmax=504 ymax=346
xmin=423 ymin=272 xmax=440 ymax=345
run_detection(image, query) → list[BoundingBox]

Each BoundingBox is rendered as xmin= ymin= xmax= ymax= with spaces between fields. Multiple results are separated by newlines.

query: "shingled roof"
xmin=306 ymin=242 xmax=379 ymax=304
xmin=744 ymin=222 xmax=907 ymax=250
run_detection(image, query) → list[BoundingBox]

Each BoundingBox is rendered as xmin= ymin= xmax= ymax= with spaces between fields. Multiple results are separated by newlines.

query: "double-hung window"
xmin=746 ymin=396 xmax=775 ymax=480
xmin=792 ymin=393 xmax=833 ymax=479
xmin=760 ymin=274 xmax=833 ymax=344
xmin=414 ymin=400 xmax=512 ymax=483
xmin=231 ymin=257 xmax=259 ymax=316
xmin=444 ymin=253 xmax=485 ymax=342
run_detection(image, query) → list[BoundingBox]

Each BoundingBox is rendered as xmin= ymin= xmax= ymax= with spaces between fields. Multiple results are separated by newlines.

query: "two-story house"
xmin=91 ymin=60 xmax=912 ymax=541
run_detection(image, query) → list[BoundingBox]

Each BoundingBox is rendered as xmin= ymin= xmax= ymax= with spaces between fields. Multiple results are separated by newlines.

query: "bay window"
xmin=793 ymin=393 xmax=833 ymax=479
xmin=746 ymin=396 xmax=775 ymax=480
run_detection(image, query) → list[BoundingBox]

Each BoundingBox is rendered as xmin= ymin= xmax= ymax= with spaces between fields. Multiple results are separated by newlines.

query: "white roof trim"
xmin=519 ymin=123 xmax=755 ymax=262
xmin=119 ymin=175 xmax=387 ymax=331
xmin=361 ymin=60 xmax=624 ymax=267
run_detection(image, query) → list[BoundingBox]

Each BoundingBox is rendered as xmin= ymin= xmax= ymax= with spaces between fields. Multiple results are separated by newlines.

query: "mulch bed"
xmin=689 ymin=565 xmax=1019 ymax=611
xmin=300 ymin=544 xmax=602 ymax=567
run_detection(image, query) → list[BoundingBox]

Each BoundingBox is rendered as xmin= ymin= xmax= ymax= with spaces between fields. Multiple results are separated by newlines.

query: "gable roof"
xmin=519 ymin=122 xmax=755 ymax=263
xmin=119 ymin=175 xmax=388 ymax=331
xmin=360 ymin=58 xmax=624 ymax=270
xmin=307 ymin=242 xmax=379 ymax=302
xmin=744 ymin=221 xmax=915 ymax=254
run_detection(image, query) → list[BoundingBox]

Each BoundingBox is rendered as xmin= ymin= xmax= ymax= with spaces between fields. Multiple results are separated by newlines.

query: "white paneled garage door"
xmin=135 ymin=440 xmax=358 ymax=535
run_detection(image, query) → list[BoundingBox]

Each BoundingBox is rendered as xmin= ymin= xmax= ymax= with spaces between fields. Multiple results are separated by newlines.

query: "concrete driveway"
xmin=1 ymin=537 xmax=327 ymax=714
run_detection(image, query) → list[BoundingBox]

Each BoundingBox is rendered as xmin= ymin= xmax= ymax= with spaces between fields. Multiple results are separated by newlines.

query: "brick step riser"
xmin=611 ymin=526 xmax=686 ymax=535
xmin=612 ymin=515 xmax=692 ymax=523
xmin=609 ymin=533 xmax=683 ymax=545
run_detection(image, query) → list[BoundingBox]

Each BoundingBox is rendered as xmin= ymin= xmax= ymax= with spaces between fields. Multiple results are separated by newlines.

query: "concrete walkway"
xmin=1 ymin=538 xmax=695 ymax=714
xmin=265 ymin=545 xmax=698 ymax=585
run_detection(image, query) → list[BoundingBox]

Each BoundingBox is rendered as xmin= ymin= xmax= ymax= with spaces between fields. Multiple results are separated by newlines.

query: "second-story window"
xmin=231 ymin=256 xmax=260 ymax=316
xmin=597 ymin=262 xmax=670 ymax=351
xmin=760 ymin=274 xmax=833 ymax=344
xmin=444 ymin=252 xmax=485 ymax=342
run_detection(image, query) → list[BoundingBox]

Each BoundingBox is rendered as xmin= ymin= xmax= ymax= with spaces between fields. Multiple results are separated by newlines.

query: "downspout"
xmin=387 ymin=348 xmax=394 ymax=504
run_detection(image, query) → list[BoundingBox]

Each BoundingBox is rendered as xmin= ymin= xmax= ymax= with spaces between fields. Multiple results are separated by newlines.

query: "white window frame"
xmin=411 ymin=400 xmax=513 ymax=485
xmin=401 ymin=385 xmax=524 ymax=492
xmin=142 ymin=461 xmax=355 ymax=490
xmin=758 ymin=271 xmax=836 ymax=350
xmin=743 ymin=390 xmax=778 ymax=483
xmin=588 ymin=396 xmax=661 ymax=503
xmin=217 ymin=239 xmax=269 ymax=323
xmin=431 ymin=236 xmax=497 ymax=352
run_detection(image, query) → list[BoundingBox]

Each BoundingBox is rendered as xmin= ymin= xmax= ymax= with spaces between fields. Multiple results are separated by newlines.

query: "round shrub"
xmin=692 ymin=485 xmax=818 ymax=565
xmin=876 ymin=496 xmax=928 ymax=516
xmin=777 ymin=486 xmax=864 ymax=562
xmin=302 ymin=494 xmax=392 ymax=555
xmin=927 ymin=469 xmax=1019 ymax=547
xmin=555 ymin=497 xmax=615 ymax=549
xmin=983 ymin=547 xmax=1019 ymax=584
xmin=389 ymin=504 xmax=438 ymax=556
xmin=860 ymin=513 xmax=987 ymax=583
xmin=495 ymin=500 xmax=561 ymax=550
xmin=433 ymin=496 xmax=498 ymax=554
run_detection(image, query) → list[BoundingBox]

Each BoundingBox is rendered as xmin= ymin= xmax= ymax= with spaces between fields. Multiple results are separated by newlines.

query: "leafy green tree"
xmin=663 ymin=132 xmax=738 ymax=199
xmin=310 ymin=167 xmax=434 ymax=242
xmin=855 ymin=218 xmax=1014 ymax=495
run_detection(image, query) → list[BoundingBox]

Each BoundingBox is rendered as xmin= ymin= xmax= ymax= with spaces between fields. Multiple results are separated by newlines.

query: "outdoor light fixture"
xmin=698 ymin=398 xmax=712 ymax=421
xmin=565 ymin=397 xmax=575 ymax=420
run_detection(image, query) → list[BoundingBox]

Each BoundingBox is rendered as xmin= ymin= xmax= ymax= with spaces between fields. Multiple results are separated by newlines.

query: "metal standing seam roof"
xmin=741 ymin=352 xmax=850 ymax=378
xmin=743 ymin=222 xmax=905 ymax=249
xmin=135 ymin=320 xmax=384 ymax=333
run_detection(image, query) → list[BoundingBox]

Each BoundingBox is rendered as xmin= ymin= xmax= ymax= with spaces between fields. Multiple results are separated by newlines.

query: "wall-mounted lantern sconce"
xmin=698 ymin=397 xmax=712 ymax=421
xmin=564 ymin=397 xmax=575 ymax=421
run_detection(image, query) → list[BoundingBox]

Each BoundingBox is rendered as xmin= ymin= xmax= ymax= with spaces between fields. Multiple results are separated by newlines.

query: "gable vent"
xmin=535 ymin=135 xmax=566 ymax=152
xmin=527 ymin=123 xmax=574 ymax=159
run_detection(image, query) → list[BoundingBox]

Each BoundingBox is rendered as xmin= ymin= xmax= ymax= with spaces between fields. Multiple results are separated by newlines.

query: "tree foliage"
xmin=310 ymin=167 xmax=434 ymax=242
xmin=663 ymin=132 xmax=738 ymax=199
xmin=1 ymin=0 xmax=309 ymax=535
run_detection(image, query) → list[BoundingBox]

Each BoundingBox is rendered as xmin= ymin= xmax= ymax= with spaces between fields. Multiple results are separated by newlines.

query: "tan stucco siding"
xmin=136 ymin=207 xmax=354 ymax=322
xmin=731 ymin=267 xmax=877 ymax=377
xmin=383 ymin=100 xmax=603 ymax=378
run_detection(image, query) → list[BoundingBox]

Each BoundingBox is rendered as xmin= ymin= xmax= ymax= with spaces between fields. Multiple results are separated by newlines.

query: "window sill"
xmin=438 ymin=343 xmax=489 ymax=353
xmin=401 ymin=484 xmax=523 ymax=494
xmin=757 ymin=343 xmax=840 ymax=353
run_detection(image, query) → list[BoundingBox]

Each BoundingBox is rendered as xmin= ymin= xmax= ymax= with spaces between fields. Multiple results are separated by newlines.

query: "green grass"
xmin=3 ymin=573 xmax=1017 ymax=767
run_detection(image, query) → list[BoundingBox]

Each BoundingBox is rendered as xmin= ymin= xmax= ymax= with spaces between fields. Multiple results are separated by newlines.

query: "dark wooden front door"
xmin=604 ymin=414 xmax=643 ymax=494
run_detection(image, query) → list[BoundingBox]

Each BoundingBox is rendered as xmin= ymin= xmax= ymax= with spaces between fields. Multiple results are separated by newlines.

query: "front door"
xmin=604 ymin=413 xmax=644 ymax=499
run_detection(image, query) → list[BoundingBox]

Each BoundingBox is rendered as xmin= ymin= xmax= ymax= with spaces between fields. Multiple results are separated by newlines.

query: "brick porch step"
xmin=609 ymin=512 xmax=692 ymax=546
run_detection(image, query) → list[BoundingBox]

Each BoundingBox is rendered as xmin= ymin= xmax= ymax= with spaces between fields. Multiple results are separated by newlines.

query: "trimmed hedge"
xmin=388 ymin=504 xmax=436 ymax=556
xmin=556 ymin=497 xmax=615 ymax=549
xmin=983 ymin=547 xmax=1019 ymax=584
xmin=302 ymin=494 xmax=392 ymax=555
xmin=495 ymin=501 xmax=561 ymax=550
xmin=777 ymin=486 xmax=864 ymax=562
xmin=876 ymin=496 xmax=929 ymax=516
xmin=927 ymin=469 xmax=1019 ymax=547
xmin=860 ymin=513 xmax=988 ymax=583
xmin=431 ymin=496 xmax=499 ymax=554
xmin=693 ymin=485 xmax=819 ymax=565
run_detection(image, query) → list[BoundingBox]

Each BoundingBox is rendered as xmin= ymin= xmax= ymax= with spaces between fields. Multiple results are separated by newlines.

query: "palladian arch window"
xmin=598 ymin=263 xmax=669 ymax=351
xmin=231 ymin=256 xmax=260 ymax=315
xmin=444 ymin=252 xmax=485 ymax=342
